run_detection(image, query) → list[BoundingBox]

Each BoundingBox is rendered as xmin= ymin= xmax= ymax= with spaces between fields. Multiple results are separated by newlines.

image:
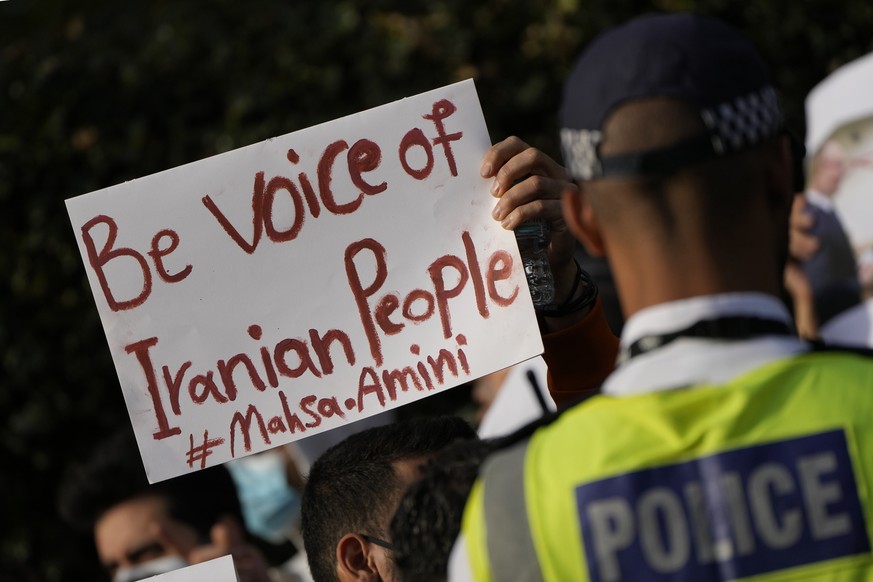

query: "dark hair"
xmin=300 ymin=416 xmax=476 ymax=582
xmin=58 ymin=429 xmax=244 ymax=540
xmin=389 ymin=439 xmax=496 ymax=582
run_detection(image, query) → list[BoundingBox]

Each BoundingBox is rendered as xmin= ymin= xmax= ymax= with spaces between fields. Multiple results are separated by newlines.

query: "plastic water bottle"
xmin=515 ymin=221 xmax=555 ymax=309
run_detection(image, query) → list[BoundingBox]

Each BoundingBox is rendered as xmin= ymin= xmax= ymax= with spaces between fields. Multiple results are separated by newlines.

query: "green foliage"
xmin=2 ymin=0 xmax=872 ymax=579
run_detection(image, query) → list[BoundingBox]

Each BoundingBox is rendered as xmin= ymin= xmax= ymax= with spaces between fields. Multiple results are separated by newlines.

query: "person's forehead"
xmin=93 ymin=495 xmax=169 ymax=563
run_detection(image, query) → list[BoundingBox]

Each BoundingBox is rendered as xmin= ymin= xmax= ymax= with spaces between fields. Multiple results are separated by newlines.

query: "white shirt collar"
xmin=619 ymin=292 xmax=794 ymax=349
xmin=604 ymin=293 xmax=807 ymax=396
xmin=806 ymin=189 xmax=835 ymax=212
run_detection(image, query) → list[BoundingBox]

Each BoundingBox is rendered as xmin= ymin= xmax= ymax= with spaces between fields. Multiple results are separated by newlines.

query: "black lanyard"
xmin=620 ymin=316 xmax=795 ymax=362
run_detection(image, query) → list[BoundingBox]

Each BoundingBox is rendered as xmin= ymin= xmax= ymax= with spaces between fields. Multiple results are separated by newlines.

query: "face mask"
xmin=226 ymin=449 xmax=301 ymax=544
xmin=113 ymin=555 xmax=189 ymax=582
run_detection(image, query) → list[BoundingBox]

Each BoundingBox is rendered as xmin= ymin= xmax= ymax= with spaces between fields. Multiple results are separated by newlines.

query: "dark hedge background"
xmin=2 ymin=0 xmax=873 ymax=579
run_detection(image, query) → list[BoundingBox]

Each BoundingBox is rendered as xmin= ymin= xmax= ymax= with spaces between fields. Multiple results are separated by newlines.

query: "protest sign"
xmin=806 ymin=51 xmax=873 ymax=251
xmin=804 ymin=54 xmax=873 ymax=343
xmin=66 ymin=80 xmax=543 ymax=483
xmin=148 ymin=555 xmax=238 ymax=582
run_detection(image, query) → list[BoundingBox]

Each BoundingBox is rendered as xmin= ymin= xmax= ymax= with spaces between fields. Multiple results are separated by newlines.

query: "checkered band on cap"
xmin=560 ymin=128 xmax=603 ymax=181
xmin=561 ymin=85 xmax=784 ymax=180
xmin=702 ymin=86 xmax=782 ymax=154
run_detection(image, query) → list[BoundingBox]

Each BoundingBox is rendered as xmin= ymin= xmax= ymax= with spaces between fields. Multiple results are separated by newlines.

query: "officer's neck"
xmin=610 ymin=249 xmax=783 ymax=321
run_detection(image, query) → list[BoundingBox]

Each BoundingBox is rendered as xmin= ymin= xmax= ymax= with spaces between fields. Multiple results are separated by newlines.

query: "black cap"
xmin=560 ymin=13 xmax=783 ymax=181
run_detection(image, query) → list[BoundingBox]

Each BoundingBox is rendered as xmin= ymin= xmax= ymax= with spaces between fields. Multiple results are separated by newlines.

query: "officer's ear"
xmin=563 ymin=183 xmax=606 ymax=257
xmin=336 ymin=534 xmax=379 ymax=582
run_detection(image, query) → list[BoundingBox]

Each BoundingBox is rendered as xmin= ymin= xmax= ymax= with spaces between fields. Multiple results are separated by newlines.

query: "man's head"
xmin=389 ymin=439 xmax=495 ymax=582
xmin=59 ymin=430 xmax=245 ymax=581
xmin=300 ymin=416 xmax=476 ymax=582
xmin=810 ymin=140 xmax=845 ymax=196
xmin=558 ymin=14 xmax=795 ymax=316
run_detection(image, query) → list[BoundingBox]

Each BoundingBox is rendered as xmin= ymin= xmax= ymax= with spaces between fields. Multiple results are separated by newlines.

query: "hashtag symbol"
xmin=186 ymin=430 xmax=225 ymax=469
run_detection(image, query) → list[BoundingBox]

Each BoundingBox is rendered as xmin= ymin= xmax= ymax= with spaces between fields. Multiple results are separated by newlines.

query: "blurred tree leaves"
xmin=2 ymin=0 xmax=873 ymax=579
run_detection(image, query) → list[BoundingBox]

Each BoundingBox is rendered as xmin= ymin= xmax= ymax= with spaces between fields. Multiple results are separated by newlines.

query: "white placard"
xmin=806 ymin=52 xmax=873 ymax=250
xmin=66 ymin=80 xmax=542 ymax=482
xmin=148 ymin=555 xmax=238 ymax=582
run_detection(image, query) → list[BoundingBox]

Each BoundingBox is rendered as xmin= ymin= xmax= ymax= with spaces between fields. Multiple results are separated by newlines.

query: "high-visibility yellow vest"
xmin=462 ymin=351 xmax=873 ymax=581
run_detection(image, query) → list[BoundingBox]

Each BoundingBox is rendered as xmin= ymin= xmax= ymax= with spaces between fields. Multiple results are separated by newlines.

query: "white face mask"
xmin=112 ymin=555 xmax=189 ymax=582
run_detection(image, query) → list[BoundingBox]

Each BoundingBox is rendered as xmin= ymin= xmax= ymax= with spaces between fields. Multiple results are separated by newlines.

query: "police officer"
xmin=449 ymin=13 xmax=873 ymax=582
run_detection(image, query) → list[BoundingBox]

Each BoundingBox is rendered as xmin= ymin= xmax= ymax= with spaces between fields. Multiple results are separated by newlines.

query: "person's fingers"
xmin=790 ymin=202 xmax=814 ymax=231
xmin=480 ymin=136 xmax=530 ymax=179
xmin=790 ymin=230 xmax=819 ymax=261
xmin=793 ymin=209 xmax=814 ymax=230
xmin=783 ymin=260 xmax=811 ymax=296
xmin=492 ymin=176 xmax=568 ymax=230
xmin=499 ymin=200 xmax=565 ymax=234
xmin=482 ymin=137 xmax=568 ymax=197
xmin=482 ymin=137 xmax=580 ymax=308
xmin=788 ymin=194 xmax=820 ymax=261
xmin=783 ymin=261 xmax=818 ymax=340
xmin=493 ymin=150 xmax=568 ymax=198
xmin=490 ymin=175 xmax=577 ymax=274
xmin=789 ymin=193 xmax=815 ymax=229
